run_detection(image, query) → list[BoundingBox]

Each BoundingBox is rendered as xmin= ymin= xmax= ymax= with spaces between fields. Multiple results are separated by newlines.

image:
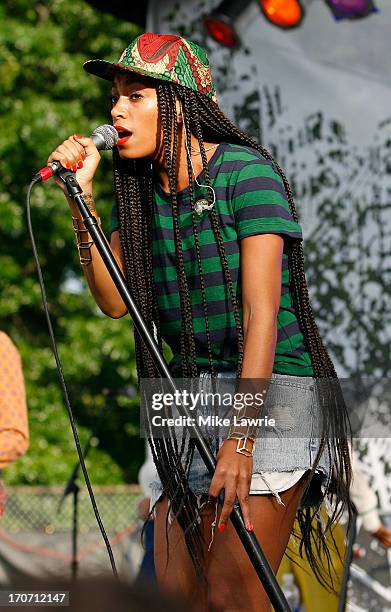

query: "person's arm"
xmin=351 ymin=453 xmax=391 ymax=547
xmin=350 ymin=460 xmax=381 ymax=532
xmin=238 ymin=233 xmax=282 ymax=379
xmin=0 ymin=333 xmax=30 ymax=520
xmin=0 ymin=333 xmax=29 ymax=469
xmin=209 ymin=233 xmax=284 ymax=532
xmin=47 ymin=134 xmax=128 ymax=318
xmin=0 ymin=476 xmax=5 ymax=520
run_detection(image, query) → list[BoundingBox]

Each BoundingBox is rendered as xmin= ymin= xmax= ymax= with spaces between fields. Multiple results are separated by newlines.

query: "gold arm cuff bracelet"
xmin=226 ymin=434 xmax=255 ymax=457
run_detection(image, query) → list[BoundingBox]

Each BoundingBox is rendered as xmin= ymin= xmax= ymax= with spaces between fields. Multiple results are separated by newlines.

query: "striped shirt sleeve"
xmin=231 ymin=156 xmax=303 ymax=242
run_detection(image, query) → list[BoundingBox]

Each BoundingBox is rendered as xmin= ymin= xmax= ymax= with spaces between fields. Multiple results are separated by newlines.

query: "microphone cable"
xmin=26 ymin=177 xmax=118 ymax=578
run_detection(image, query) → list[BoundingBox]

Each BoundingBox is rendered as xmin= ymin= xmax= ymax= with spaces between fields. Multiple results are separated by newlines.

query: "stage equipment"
xmin=325 ymin=0 xmax=377 ymax=20
xmin=204 ymin=0 xmax=253 ymax=47
xmin=259 ymin=0 xmax=305 ymax=29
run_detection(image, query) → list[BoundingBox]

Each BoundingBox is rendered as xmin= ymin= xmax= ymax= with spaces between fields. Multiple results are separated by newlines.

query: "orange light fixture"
xmin=259 ymin=0 xmax=305 ymax=29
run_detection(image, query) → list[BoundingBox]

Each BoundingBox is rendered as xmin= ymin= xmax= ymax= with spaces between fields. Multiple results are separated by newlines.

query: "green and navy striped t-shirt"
xmin=110 ymin=142 xmax=314 ymax=376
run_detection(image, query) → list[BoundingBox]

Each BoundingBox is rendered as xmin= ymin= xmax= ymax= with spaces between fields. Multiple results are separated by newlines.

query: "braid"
xmin=113 ymin=159 xmax=154 ymax=377
xmin=185 ymin=88 xmax=245 ymax=376
xmin=157 ymin=84 xmax=198 ymax=378
xmin=180 ymin=88 xmax=216 ymax=375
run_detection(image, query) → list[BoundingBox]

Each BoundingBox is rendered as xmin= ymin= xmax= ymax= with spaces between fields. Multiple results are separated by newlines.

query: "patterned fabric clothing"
xmin=84 ymin=32 xmax=217 ymax=102
xmin=110 ymin=142 xmax=314 ymax=376
xmin=0 ymin=332 xmax=29 ymax=469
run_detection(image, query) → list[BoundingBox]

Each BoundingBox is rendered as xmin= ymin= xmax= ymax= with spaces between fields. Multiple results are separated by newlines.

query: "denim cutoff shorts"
xmin=150 ymin=370 xmax=332 ymax=512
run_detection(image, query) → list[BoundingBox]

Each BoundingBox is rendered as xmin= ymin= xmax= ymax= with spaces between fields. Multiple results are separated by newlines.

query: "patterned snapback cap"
xmin=83 ymin=32 xmax=217 ymax=102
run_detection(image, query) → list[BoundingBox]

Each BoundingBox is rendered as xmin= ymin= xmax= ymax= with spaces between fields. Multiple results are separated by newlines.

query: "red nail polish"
xmin=247 ymin=522 xmax=253 ymax=532
xmin=72 ymin=164 xmax=77 ymax=172
xmin=74 ymin=134 xmax=83 ymax=138
xmin=77 ymin=161 xmax=83 ymax=169
xmin=218 ymin=524 xmax=226 ymax=533
xmin=65 ymin=162 xmax=70 ymax=169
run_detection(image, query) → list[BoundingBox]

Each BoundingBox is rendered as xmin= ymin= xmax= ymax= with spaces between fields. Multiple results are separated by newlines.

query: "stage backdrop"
xmin=147 ymin=0 xmax=391 ymax=511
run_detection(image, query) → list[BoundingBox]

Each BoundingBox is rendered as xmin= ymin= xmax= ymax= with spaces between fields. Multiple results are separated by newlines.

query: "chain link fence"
xmin=0 ymin=485 xmax=145 ymax=584
xmin=2 ymin=485 xmax=141 ymax=534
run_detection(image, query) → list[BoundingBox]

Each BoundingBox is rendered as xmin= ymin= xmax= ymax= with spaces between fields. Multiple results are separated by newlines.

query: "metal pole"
xmin=71 ymin=485 xmax=79 ymax=580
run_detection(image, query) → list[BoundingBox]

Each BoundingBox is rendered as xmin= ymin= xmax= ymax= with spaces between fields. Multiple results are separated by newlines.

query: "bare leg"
xmin=154 ymin=496 xmax=205 ymax=604
xmin=154 ymin=477 xmax=307 ymax=611
xmin=206 ymin=479 xmax=307 ymax=611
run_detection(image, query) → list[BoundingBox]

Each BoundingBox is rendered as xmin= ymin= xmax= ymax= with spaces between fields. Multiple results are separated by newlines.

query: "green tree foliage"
xmin=0 ymin=0 xmax=145 ymax=484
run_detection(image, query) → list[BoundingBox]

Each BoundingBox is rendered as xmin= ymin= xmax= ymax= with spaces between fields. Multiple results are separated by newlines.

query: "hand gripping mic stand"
xmin=62 ymin=171 xmax=290 ymax=611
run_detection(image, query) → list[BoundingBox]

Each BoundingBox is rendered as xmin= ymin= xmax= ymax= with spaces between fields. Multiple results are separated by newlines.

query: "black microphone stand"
xmin=61 ymin=171 xmax=290 ymax=611
xmin=58 ymin=395 xmax=109 ymax=579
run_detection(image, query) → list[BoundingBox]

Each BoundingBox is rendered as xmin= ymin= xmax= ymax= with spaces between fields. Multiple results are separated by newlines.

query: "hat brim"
xmin=83 ymin=59 xmax=167 ymax=84
xmin=83 ymin=58 xmax=218 ymax=103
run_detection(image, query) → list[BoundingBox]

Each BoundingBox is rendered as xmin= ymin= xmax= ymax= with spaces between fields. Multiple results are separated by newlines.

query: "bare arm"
xmin=239 ymin=233 xmax=282 ymax=378
xmin=74 ymin=221 xmax=128 ymax=319
xmin=47 ymin=134 xmax=128 ymax=319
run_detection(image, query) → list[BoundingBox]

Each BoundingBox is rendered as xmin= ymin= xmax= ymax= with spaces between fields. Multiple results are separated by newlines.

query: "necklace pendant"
xmin=194 ymin=198 xmax=214 ymax=215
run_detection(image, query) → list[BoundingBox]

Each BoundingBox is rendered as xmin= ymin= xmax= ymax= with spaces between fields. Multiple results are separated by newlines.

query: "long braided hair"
xmin=112 ymin=81 xmax=352 ymax=588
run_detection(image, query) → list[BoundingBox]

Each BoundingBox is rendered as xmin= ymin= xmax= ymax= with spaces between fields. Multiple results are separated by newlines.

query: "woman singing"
xmin=48 ymin=32 xmax=352 ymax=611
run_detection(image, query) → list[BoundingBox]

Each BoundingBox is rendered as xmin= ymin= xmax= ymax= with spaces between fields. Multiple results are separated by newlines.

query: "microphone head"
xmin=91 ymin=124 xmax=118 ymax=150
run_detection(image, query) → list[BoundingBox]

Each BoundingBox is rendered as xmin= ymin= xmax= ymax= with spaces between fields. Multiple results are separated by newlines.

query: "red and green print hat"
xmin=83 ymin=32 xmax=217 ymax=103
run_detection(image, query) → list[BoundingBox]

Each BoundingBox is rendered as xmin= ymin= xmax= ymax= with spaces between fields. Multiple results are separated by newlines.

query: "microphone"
xmin=34 ymin=124 xmax=118 ymax=183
